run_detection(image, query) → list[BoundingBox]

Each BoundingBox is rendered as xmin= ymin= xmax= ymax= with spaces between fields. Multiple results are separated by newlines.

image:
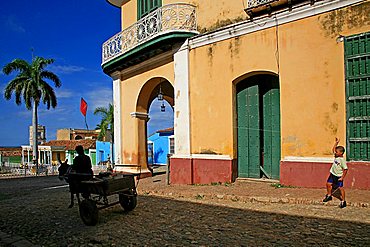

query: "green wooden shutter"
xmin=138 ymin=0 xmax=162 ymax=19
xmin=237 ymin=84 xmax=260 ymax=178
xmin=345 ymin=32 xmax=370 ymax=161
xmin=263 ymin=79 xmax=280 ymax=179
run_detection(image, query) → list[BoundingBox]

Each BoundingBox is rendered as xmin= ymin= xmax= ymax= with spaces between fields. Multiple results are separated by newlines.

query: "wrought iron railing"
xmin=246 ymin=0 xmax=277 ymax=9
xmin=102 ymin=3 xmax=197 ymax=65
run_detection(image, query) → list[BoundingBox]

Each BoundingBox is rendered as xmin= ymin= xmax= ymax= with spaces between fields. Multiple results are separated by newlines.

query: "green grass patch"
xmin=270 ymin=183 xmax=295 ymax=189
xmin=193 ymin=182 xmax=232 ymax=187
xmin=195 ymin=194 xmax=204 ymax=200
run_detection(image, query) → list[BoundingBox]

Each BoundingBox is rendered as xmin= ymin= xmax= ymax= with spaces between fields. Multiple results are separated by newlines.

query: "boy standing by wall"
xmin=323 ymin=138 xmax=348 ymax=208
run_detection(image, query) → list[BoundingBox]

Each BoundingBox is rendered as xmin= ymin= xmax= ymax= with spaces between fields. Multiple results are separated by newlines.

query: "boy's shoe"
xmin=323 ymin=195 xmax=332 ymax=202
xmin=339 ymin=201 xmax=347 ymax=208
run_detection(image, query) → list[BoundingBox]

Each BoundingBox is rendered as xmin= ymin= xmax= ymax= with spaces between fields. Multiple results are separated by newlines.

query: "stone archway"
xmin=130 ymin=77 xmax=174 ymax=174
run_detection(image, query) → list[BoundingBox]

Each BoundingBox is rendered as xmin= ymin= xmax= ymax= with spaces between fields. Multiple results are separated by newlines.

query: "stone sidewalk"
xmin=138 ymin=170 xmax=370 ymax=208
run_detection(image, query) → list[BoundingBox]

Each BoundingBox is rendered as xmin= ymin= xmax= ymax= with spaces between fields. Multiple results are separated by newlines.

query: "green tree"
xmin=94 ymin=103 xmax=114 ymax=141
xmin=3 ymin=57 xmax=61 ymax=174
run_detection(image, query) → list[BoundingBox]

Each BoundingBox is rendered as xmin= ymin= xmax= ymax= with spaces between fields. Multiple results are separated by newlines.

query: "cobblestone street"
xmin=0 ymin=175 xmax=369 ymax=246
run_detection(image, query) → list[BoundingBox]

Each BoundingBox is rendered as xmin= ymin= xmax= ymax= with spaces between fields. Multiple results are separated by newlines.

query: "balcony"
xmin=102 ymin=3 xmax=197 ymax=72
xmin=244 ymin=0 xmax=318 ymax=18
xmin=246 ymin=0 xmax=277 ymax=8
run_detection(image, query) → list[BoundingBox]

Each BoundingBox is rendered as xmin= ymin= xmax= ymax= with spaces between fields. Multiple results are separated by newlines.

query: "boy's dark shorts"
xmin=327 ymin=173 xmax=343 ymax=187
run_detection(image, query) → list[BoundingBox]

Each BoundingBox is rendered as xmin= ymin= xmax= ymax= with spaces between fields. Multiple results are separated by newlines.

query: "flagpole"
xmin=85 ymin=115 xmax=89 ymax=130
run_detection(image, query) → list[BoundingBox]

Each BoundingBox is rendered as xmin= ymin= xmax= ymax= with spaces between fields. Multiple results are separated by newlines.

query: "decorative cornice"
xmin=130 ymin=112 xmax=150 ymax=121
xmin=110 ymin=71 xmax=121 ymax=80
xmin=189 ymin=0 xmax=363 ymax=49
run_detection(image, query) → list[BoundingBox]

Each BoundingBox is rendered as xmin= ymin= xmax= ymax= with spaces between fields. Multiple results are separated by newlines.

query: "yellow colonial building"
xmin=102 ymin=0 xmax=370 ymax=189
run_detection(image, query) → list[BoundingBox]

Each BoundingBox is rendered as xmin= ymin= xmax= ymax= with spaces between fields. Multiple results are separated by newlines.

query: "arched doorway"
xmin=136 ymin=77 xmax=174 ymax=171
xmin=236 ymin=74 xmax=280 ymax=179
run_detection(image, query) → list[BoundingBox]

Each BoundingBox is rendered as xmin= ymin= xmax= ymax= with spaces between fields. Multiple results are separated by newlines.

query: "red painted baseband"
xmin=170 ymin=157 xmax=370 ymax=189
xmin=280 ymin=161 xmax=370 ymax=189
xmin=170 ymin=157 xmax=237 ymax=184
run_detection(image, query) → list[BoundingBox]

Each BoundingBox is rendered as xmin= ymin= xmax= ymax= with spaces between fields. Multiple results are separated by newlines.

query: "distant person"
xmin=71 ymin=145 xmax=93 ymax=181
xmin=323 ymin=138 xmax=348 ymax=208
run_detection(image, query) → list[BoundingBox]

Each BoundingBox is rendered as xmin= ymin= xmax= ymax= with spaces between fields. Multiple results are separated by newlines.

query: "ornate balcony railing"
xmin=102 ymin=3 xmax=197 ymax=65
xmin=246 ymin=0 xmax=278 ymax=8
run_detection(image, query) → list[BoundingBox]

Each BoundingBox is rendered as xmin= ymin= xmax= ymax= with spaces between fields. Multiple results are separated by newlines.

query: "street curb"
xmin=139 ymin=190 xmax=369 ymax=208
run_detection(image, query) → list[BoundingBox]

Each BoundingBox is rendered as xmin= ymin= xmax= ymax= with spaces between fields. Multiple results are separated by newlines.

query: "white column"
xmin=173 ymin=40 xmax=191 ymax=157
xmin=43 ymin=149 xmax=46 ymax=165
xmin=111 ymin=71 xmax=122 ymax=165
xmin=27 ymin=149 xmax=30 ymax=167
xmin=21 ymin=147 xmax=24 ymax=165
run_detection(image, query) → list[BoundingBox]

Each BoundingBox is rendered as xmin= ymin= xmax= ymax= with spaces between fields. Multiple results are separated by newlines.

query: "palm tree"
xmin=94 ymin=103 xmax=114 ymax=141
xmin=94 ymin=104 xmax=114 ymax=163
xmin=3 ymin=57 xmax=61 ymax=174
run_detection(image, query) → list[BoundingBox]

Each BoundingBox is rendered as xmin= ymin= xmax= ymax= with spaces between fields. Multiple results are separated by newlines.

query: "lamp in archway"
xmin=160 ymin=102 xmax=165 ymax=112
xmin=157 ymin=85 xmax=163 ymax=101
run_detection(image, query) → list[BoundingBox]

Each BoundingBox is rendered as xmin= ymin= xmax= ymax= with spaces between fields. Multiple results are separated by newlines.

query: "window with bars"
xmin=147 ymin=141 xmax=154 ymax=164
xmin=138 ymin=0 xmax=162 ymax=19
xmin=345 ymin=32 xmax=370 ymax=161
xmin=169 ymin=136 xmax=175 ymax=154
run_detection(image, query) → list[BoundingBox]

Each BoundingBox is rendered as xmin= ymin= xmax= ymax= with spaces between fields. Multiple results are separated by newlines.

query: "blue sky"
xmin=0 ymin=0 xmax=173 ymax=146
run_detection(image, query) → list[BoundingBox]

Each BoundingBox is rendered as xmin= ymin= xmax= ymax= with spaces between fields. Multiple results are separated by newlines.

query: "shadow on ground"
xmin=0 ymin=176 xmax=369 ymax=246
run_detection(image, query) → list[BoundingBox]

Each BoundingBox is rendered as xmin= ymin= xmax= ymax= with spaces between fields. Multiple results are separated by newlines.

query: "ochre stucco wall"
xmin=189 ymin=28 xmax=278 ymax=157
xmin=121 ymin=0 xmax=136 ymax=30
xmin=188 ymin=2 xmax=370 ymax=160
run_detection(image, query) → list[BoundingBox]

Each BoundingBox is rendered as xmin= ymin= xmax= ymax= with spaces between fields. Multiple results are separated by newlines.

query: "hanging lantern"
xmin=157 ymin=85 xmax=163 ymax=101
xmin=160 ymin=102 xmax=166 ymax=112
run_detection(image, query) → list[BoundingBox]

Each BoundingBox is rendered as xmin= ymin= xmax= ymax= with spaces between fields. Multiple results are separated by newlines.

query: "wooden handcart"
xmin=76 ymin=174 xmax=137 ymax=226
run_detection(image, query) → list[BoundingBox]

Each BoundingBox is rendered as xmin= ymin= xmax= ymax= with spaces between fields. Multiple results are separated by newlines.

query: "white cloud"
xmin=5 ymin=16 xmax=25 ymax=33
xmin=49 ymin=65 xmax=85 ymax=74
xmin=56 ymin=89 xmax=73 ymax=98
xmin=16 ymin=109 xmax=32 ymax=119
xmin=85 ymin=86 xmax=113 ymax=110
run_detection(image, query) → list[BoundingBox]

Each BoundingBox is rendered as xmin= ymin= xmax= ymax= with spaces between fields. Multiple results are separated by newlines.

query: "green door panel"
xmin=263 ymin=78 xmax=280 ymax=179
xmin=237 ymin=84 xmax=260 ymax=178
xmin=237 ymin=90 xmax=248 ymax=177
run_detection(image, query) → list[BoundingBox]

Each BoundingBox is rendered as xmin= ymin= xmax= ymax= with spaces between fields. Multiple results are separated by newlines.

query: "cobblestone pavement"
xmin=0 ymin=174 xmax=369 ymax=246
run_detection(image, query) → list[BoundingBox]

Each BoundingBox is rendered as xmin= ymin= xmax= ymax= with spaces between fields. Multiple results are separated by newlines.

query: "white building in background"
xmin=29 ymin=125 xmax=46 ymax=145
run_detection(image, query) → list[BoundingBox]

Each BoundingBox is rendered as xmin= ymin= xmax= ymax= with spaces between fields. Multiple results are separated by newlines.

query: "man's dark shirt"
xmin=72 ymin=154 xmax=93 ymax=179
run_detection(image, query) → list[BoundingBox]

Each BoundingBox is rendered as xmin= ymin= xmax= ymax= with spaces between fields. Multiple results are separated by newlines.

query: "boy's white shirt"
xmin=330 ymin=156 xmax=348 ymax=177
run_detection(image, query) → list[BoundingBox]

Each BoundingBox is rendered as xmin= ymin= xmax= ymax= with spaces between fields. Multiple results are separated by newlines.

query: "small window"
xmin=147 ymin=141 xmax=154 ymax=164
xmin=168 ymin=136 xmax=175 ymax=154
xmin=138 ymin=0 xmax=162 ymax=19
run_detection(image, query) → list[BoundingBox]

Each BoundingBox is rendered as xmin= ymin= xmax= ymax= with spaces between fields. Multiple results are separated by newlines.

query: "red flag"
xmin=80 ymin=98 xmax=87 ymax=116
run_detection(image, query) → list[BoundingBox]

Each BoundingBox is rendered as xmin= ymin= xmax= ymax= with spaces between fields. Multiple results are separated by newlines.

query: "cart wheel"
xmin=119 ymin=191 xmax=137 ymax=211
xmin=79 ymin=199 xmax=98 ymax=226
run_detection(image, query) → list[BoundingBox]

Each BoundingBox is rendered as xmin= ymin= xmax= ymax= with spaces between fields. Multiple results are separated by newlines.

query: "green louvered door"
xmin=237 ymin=75 xmax=280 ymax=179
xmin=262 ymin=78 xmax=281 ymax=179
xmin=237 ymin=84 xmax=260 ymax=178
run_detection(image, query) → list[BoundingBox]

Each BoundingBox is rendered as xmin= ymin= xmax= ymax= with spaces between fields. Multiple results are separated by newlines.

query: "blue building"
xmin=96 ymin=141 xmax=112 ymax=165
xmin=148 ymin=128 xmax=174 ymax=166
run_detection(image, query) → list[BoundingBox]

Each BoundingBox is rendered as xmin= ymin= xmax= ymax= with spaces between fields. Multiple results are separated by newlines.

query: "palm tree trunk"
xmin=32 ymin=103 xmax=39 ymax=175
xmin=110 ymin=133 xmax=114 ymax=166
